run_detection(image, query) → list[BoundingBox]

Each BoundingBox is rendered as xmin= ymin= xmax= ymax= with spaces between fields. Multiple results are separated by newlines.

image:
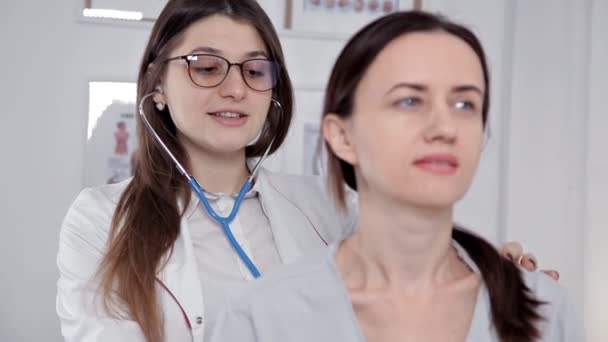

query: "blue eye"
xmin=395 ymin=97 xmax=421 ymax=107
xmin=455 ymin=100 xmax=476 ymax=111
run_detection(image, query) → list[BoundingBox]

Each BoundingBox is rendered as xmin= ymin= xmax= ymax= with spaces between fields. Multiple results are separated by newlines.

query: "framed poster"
xmin=84 ymin=81 xmax=138 ymax=187
xmin=284 ymin=0 xmax=423 ymax=34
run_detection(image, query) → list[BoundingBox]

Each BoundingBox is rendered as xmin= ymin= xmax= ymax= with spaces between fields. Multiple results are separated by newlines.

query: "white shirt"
xmin=189 ymin=183 xmax=282 ymax=341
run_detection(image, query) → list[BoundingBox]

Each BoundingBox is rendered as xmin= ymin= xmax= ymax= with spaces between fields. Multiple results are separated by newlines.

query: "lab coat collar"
xmin=179 ymin=159 xmax=263 ymax=220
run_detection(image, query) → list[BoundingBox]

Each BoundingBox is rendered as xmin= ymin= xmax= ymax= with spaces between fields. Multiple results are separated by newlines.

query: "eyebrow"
xmin=189 ymin=46 xmax=269 ymax=59
xmin=452 ymin=85 xmax=484 ymax=96
xmin=386 ymin=82 xmax=484 ymax=96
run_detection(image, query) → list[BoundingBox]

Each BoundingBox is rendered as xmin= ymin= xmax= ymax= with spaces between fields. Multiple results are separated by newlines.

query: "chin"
xmin=397 ymin=189 xmax=468 ymax=211
xmin=414 ymin=198 xmax=459 ymax=210
xmin=214 ymin=142 xmax=251 ymax=154
xmin=188 ymin=138 xmax=247 ymax=156
xmin=208 ymin=132 xmax=260 ymax=151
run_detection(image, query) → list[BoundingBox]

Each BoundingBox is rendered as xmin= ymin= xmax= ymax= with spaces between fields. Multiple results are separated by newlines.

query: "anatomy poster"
xmin=84 ymin=82 xmax=138 ymax=187
xmin=285 ymin=0 xmax=418 ymax=34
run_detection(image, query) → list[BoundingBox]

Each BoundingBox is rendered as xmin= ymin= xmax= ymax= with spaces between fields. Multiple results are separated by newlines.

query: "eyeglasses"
xmin=164 ymin=53 xmax=278 ymax=92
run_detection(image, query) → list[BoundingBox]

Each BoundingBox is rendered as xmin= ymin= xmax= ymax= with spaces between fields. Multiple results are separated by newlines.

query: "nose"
xmin=218 ymin=65 xmax=246 ymax=101
xmin=423 ymin=103 xmax=457 ymax=144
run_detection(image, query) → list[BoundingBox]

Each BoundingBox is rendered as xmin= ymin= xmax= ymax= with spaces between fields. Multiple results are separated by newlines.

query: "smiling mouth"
xmin=209 ymin=111 xmax=247 ymax=118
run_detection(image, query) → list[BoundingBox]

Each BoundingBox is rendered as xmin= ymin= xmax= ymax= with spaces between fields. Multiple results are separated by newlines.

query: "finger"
xmin=542 ymin=270 xmax=560 ymax=281
xmin=498 ymin=241 xmax=524 ymax=261
xmin=520 ymin=253 xmax=537 ymax=271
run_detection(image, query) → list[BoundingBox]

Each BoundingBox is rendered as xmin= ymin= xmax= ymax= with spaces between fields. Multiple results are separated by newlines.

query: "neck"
xmin=337 ymin=189 xmax=464 ymax=291
xmin=182 ymin=140 xmax=250 ymax=194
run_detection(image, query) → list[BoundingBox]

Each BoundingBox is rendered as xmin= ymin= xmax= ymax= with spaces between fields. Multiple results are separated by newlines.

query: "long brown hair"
xmin=323 ymin=11 xmax=543 ymax=342
xmin=97 ymin=1 xmax=293 ymax=341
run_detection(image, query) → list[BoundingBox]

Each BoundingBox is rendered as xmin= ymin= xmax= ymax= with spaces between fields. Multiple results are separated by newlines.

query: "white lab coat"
xmin=56 ymin=168 xmax=352 ymax=342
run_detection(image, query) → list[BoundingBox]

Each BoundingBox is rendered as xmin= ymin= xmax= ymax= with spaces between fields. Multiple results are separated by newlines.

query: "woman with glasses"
xmin=56 ymin=1 xmax=553 ymax=341
xmin=210 ymin=11 xmax=583 ymax=342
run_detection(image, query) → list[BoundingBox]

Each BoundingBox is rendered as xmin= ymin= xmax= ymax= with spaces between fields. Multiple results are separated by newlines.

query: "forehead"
xmin=361 ymin=31 xmax=485 ymax=92
xmin=173 ymin=14 xmax=268 ymax=57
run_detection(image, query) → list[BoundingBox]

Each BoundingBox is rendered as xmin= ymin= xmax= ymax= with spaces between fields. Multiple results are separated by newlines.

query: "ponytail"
xmin=453 ymin=227 xmax=545 ymax=342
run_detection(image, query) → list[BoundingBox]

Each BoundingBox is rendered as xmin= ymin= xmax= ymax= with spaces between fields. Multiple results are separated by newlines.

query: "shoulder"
xmin=59 ymin=179 xmax=131 ymax=251
xmin=80 ymin=178 xmax=129 ymax=203
xmin=521 ymin=269 xmax=572 ymax=317
xmin=521 ymin=270 xmax=585 ymax=340
xmin=64 ymin=178 xmax=130 ymax=225
xmin=261 ymin=168 xmax=327 ymax=196
xmin=521 ymin=269 xmax=564 ymax=303
xmin=260 ymin=169 xmax=355 ymax=239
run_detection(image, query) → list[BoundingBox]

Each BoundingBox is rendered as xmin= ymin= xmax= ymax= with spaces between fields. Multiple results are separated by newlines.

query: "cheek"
xmin=170 ymin=90 xmax=214 ymax=123
xmin=460 ymin=127 xmax=484 ymax=175
xmin=165 ymin=67 xmax=207 ymax=107
xmin=352 ymin=121 xmax=414 ymax=180
xmin=255 ymin=96 xmax=272 ymax=121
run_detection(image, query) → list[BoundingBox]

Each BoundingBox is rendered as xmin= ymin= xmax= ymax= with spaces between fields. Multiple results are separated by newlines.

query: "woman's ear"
xmin=147 ymin=63 xmax=167 ymax=105
xmin=322 ymin=113 xmax=357 ymax=166
xmin=152 ymin=84 xmax=166 ymax=107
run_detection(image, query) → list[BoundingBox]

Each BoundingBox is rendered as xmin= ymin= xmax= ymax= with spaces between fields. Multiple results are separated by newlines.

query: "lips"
xmin=413 ymin=154 xmax=459 ymax=175
xmin=207 ymin=110 xmax=249 ymax=127
xmin=208 ymin=111 xmax=248 ymax=118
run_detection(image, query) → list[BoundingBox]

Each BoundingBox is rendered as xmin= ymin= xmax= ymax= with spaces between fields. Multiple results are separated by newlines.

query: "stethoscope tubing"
xmin=138 ymin=91 xmax=281 ymax=278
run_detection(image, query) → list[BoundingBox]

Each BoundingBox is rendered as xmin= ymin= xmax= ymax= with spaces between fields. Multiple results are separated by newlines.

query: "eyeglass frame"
xmin=163 ymin=53 xmax=279 ymax=92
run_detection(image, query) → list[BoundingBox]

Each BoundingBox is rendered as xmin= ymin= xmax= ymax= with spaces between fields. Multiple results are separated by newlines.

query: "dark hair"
xmin=322 ymin=11 xmax=543 ymax=342
xmin=97 ymin=1 xmax=293 ymax=341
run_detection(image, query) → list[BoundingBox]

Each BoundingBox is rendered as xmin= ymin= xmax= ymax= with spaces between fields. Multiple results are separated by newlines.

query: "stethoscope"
xmin=139 ymin=91 xmax=282 ymax=278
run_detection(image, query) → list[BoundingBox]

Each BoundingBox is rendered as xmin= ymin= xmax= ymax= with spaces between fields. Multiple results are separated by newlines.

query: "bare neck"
xmin=181 ymin=139 xmax=250 ymax=194
xmin=337 ymin=190 xmax=467 ymax=292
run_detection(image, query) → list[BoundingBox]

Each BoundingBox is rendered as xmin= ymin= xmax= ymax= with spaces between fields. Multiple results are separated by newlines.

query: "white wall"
xmin=0 ymin=1 xmax=604 ymax=341
xmin=585 ymin=0 xmax=608 ymax=340
xmin=0 ymin=2 xmax=149 ymax=340
xmin=505 ymin=0 xmax=591 ymax=314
